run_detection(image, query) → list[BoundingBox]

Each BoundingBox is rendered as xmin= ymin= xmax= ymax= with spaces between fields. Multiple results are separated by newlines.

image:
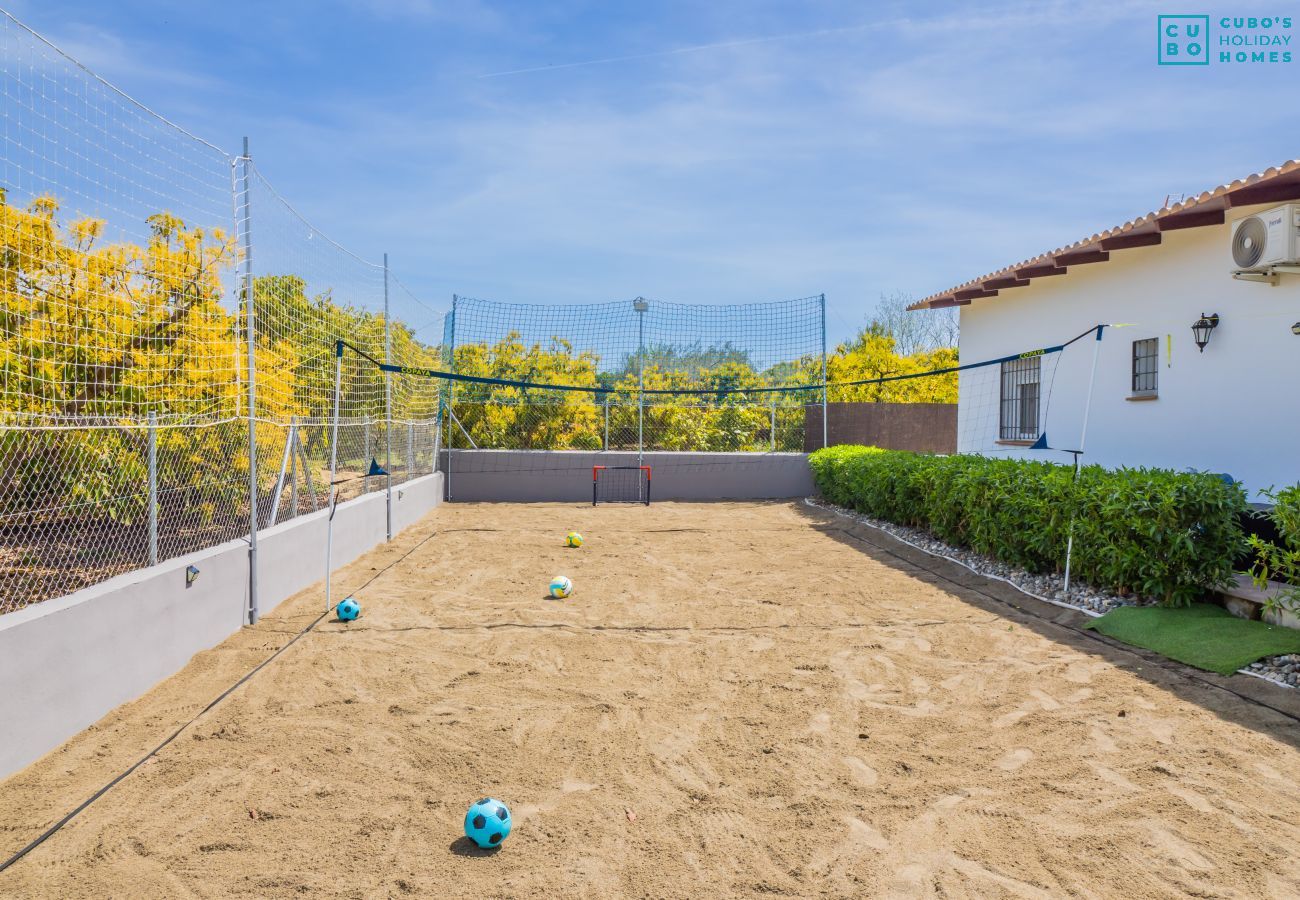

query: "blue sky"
xmin=8 ymin=0 xmax=1300 ymax=342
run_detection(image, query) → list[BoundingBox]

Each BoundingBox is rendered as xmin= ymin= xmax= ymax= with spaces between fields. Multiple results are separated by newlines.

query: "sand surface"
xmin=3 ymin=501 xmax=1300 ymax=898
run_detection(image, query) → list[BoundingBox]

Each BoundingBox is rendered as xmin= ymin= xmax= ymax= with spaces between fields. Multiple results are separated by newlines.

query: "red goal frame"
xmin=592 ymin=465 xmax=652 ymax=506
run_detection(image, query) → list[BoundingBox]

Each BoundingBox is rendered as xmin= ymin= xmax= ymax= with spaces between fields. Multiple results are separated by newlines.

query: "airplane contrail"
xmin=477 ymin=23 xmax=875 ymax=79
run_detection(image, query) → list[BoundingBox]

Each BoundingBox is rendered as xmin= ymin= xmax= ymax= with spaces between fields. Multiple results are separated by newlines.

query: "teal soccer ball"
xmin=336 ymin=597 xmax=361 ymax=621
xmin=464 ymin=797 xmax=512 ymax=849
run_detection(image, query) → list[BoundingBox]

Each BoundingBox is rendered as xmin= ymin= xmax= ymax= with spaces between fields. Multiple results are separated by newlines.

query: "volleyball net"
xmin=336 ymin=317 xmax=1106 ymax=498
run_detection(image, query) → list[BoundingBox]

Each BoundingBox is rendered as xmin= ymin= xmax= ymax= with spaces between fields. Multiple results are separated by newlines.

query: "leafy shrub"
xmin=1249 ymin=484 xmax=1300 ymax=610
xmin=810 ymin=445 xmax=1248 ymax=606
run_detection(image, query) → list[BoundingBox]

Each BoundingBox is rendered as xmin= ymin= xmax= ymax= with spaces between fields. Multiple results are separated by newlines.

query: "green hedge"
xmin=809 ymin=445 xmax=1248 ymax=606
xmin=1249 ymin=484 xmax=1300 ymax=609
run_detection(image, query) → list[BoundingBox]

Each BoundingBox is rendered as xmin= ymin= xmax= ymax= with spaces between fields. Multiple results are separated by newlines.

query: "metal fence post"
xmin=363 ymin=415 xmax=372 ymax=493
xmin=240 ymin=137 xmax=259 ymax=625
xmin=147 ymin=411 xmax=158 ymax=566
xmin=289 ymin=417 xmax=298 ymax=519
xmin=634 ymin=298 xmax=648 ymax=464
xmin=407 ymin=422 xmax=415 ymax=483
xmin=770 ymin=398 xmax=776 ymax=453
xmin=383 ymin=252 xmax=393 ymax=540
xmin=432 ymin=410 xmax=442 ymax=475
xmin=603 ymin=394 xmax=609 ymax=450
xmin=446 ymin=295 xmax=457 ymax=501
xmin=820 ymin=293 xmax=828 ymax=450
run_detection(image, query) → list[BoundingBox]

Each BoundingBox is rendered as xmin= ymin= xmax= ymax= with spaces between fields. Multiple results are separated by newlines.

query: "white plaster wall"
xmin=956 ymin=208 xmax=1300 ymax=500
xmin=0 ymin=473 xmax=442 ymax=780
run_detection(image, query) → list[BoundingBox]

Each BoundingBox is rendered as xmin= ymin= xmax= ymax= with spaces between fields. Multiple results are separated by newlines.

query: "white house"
xmin=911 ymin=159 xmax=1300 ymax=501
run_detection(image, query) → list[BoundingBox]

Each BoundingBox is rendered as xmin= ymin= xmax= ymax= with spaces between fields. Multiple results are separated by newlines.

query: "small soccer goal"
xmin=593 ymin=465 xmax=651 ymax=506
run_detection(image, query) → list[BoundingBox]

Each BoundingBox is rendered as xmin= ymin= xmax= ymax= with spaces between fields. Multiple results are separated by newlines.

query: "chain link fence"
xmin=1 ymin=7 xmax=835 ymax=616
xmin=0 ymin=11 xmax=442 ymax=615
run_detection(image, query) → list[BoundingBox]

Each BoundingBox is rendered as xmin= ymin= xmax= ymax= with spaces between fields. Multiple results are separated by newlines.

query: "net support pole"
xmin=147 ymin=411 xmax=158 ymax=567
xmin=268 ymin=418 xmax=295 ymax=527
xmin=296 ymin=426 xmax=318 ymax=510
xmin=431 ymin=415 xmax=440 ymax=477
xmin=363 ymin=416 xmax=371 ymax=494
xmin=820 ymin=293 xmax=828 ymax=450
xmin=770 ymin=397 xmax=776 ymax=453
xmin=635 ymin=298 xmax=647 ymax=466
xmin=446 ymin=295 xmax=457 ymax=501
xmin=1063 ymin=324 xmax=1105 ymax=593
xmin=326 ymin=343 xmax=343 ymax=613
xmin=289 ymin=416 xmax=298 ymax=520
xmin=603 ymin=394 xmax=609 ymax=451
xmin=383 ymin=252 xmax=393 ymax=541
xmin=240 ymin=137 xmax=260 ymax=626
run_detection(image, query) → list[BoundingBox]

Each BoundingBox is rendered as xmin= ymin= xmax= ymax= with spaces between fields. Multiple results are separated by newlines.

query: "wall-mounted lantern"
xmin=1191 ymin=313 xmax=1219 ymax=352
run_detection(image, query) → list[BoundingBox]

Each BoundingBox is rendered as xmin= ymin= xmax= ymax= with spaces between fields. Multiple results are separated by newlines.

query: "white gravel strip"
xmin=805 ymin=497 xmax=1296 ymax=690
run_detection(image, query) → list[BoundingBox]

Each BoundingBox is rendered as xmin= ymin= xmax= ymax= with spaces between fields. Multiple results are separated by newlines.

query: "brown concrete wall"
xmin=804 ymin=403 xmax=957 ymax=453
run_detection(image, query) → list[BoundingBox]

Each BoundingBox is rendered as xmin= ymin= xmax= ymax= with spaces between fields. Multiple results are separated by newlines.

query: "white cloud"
xmin=15 ymin=0 xmax=1295 ymax=337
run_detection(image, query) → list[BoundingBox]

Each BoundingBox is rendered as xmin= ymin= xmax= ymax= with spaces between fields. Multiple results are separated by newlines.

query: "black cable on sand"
xmin=0 ymin=528 xmax=440 ymax=874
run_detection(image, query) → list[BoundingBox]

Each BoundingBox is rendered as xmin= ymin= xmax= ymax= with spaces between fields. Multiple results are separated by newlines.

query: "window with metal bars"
xmin=999 ymin=357 xmax=1041 ymax=441
xmin=1132 ymin=338 xmax=1158 ymax=395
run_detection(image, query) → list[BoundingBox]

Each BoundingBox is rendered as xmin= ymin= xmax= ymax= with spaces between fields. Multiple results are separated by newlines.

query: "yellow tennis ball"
xmin=566 ymin=531 xmax=583 ymax=548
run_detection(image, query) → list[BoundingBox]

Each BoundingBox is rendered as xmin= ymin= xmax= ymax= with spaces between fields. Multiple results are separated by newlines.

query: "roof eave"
xmin=909 ymin=158 xmax=1300 ymax=311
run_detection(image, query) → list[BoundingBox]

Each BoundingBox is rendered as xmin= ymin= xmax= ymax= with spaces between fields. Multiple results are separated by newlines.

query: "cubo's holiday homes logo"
xmin=1158 ymin=14 xmax=1294 ymax=65
xmin=1159 ymin=15 xmax=1210 ymax=63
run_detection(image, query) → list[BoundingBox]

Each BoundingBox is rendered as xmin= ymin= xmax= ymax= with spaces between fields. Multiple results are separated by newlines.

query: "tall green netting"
xmin=436 ymin=294 xmax=826 ymax=495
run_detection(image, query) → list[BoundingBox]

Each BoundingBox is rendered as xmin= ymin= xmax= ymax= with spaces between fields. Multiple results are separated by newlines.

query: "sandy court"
xmin=2 ymin=500 xmax=1300 ymax=898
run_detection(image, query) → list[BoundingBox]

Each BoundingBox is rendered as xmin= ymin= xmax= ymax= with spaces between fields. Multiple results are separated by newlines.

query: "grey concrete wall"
xmin=0 ymin=473 xmax=442 ymax=780
xmin=442 ymin=451 xmax=813 ymax=502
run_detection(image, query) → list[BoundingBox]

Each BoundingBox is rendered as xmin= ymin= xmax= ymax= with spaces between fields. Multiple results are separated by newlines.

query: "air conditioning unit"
xmin=1231 ymin=203 xmax=1300 ymax=271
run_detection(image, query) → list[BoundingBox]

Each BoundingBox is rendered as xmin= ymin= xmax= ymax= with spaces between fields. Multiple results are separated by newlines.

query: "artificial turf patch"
xmin=1085 ymin=602 xmax=1300 ymax=676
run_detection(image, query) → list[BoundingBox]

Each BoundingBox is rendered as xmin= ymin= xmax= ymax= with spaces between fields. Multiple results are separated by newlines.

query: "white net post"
xmin=1063 ymin=324 xmax=1106 ymax=591
xmin=326 ymin=344 xmax=342 ymax=612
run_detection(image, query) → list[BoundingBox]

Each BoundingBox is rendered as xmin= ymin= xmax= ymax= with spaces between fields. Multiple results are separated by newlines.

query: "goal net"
xmin=593 ymin=465 xmax=651 ymax=505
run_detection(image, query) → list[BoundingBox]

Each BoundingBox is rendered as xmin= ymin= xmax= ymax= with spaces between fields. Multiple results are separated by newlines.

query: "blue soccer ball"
xmin=336 ymin=597 xmax=361 ymax=621
xmin=464 ymin=797 xmax=512 ymax=849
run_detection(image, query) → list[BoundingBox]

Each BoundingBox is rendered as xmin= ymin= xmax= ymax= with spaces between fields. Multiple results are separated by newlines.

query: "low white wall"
xmin=256 ymin=472 xmax=444 ymax=612
xmin=0 ymin=473 xmax=442 ymax=780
